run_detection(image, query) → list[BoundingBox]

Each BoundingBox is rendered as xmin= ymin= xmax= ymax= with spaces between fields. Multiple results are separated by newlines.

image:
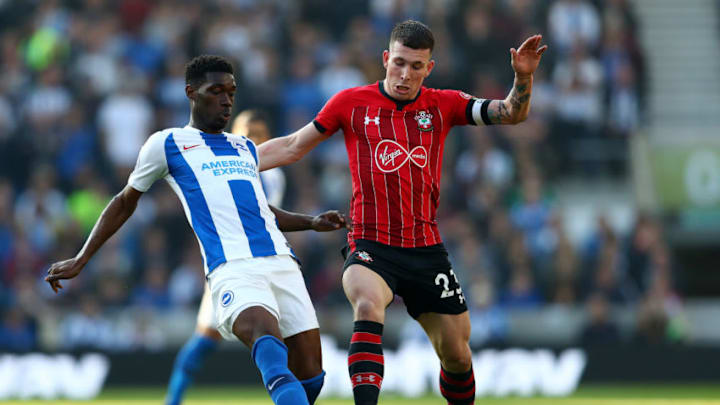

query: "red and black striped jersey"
xmin=314 ymin=81 xmax=490 ymax=249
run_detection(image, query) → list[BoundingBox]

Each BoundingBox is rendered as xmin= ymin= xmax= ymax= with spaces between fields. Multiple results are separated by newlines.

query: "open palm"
xmin=511 ymin=35 xmax=548 ymax=77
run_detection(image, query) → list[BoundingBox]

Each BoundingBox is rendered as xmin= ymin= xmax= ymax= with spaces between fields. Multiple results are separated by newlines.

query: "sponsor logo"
xmin=414 ymin=110 xmax=433 ymax=132
xmin=200 ymin=160 xmax=257 ymax=178
xmin=356 ymin=251 xmax=373 ymax=263
xmin=374 ymin=140 xmax=427 ymax=173
xmin=267 ymin=376 xmax=285 ymax=390
xmin=221 ymin=291 xmax=234 ymax=307
xmin=364 ymin=115 xmax=380 ymax=126
xmin=459 ymin=91 xmax=473 ymax=99
xmin=183 ymin=144 xmax=200 ymax=151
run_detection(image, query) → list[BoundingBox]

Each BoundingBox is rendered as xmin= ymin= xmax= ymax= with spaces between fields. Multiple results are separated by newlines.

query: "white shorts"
xmin=207 ymin=255 xmax=319 ymax=341
xmin=196 ymin=283 xmax=215 ymax=329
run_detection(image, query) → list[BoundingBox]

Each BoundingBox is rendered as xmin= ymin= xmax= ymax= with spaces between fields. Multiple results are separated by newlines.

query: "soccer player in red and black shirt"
xmin=259 ymin=20 xmax=547 ymax=405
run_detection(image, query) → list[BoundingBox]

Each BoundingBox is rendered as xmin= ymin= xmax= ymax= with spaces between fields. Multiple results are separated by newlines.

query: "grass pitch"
xmin=6 ymin=384 xmax=720 ymax=404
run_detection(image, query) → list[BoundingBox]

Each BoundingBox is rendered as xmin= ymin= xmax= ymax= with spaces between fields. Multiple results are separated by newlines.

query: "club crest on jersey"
xmin=414 ymin=110 xmax=433 ymax=132
xmin=364 ymin=115 xmax=380 ymax=126
xmin=356 ymin=251 xmax=373 ymax=263
xmin=230 ymin=140 xmax=248 ymax=151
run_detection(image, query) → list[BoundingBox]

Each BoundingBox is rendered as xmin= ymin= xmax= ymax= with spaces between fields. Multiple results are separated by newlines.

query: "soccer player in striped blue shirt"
xmin=46 ymin=55 xmax=347 ymax=405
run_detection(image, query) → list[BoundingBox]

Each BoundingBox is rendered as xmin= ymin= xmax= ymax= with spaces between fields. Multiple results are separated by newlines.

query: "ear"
xmin=425 ymin=59 xmax=435 ymax=78
xmin=382 ymin=50 xmax=389 ymax=69
xmin=185 ymin=84 xmax=195 ymax=100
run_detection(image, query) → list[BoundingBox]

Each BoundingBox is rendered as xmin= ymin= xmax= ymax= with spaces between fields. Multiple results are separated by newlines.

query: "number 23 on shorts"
xmin=435 ymin=269 xmax=465 ymax=304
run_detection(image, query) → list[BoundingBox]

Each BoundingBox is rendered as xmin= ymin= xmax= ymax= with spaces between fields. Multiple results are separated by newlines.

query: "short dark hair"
xmin=185 ymin=55 xmax=234 ymax=86
xmin=389 ymin=20 xmax=434 ymax=52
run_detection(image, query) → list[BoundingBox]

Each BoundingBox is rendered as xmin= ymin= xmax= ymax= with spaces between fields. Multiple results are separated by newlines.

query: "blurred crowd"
xmin=0 ymin=0 xmax=684 ymax=352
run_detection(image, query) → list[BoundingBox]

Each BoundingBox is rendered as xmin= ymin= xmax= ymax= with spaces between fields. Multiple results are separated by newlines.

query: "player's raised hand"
xmin=312 ymin=210 xmax=351 ymax=232
xmin=510 ymin=34 xmax=547 ymax=77
xmin=45 ymin=258 xmax=85 ymax=293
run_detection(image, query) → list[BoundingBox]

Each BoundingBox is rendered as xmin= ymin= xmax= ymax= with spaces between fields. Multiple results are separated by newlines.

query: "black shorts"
xmin=342 ymin=239 xmax=468 ymax=319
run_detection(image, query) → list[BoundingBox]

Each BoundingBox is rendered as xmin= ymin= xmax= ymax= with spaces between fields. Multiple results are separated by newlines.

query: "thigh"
xmin=342 ymin=264 xmax=394 ymax=307
xmin=232 ymin=306 xmax=283 ymax=348
xmin=399 ymin=267 xmax=468 ymax=319
xmin=416 ymin=311 xmax=472 ymax=367
xmin=270 ymin=257 xmax=320 ymax=338
xmin=208 ymin=260 xmax=279 ymax=342
xmin=342 ymin=240 xmax=397 ymax=322
xmin=196 ymin=283 xmax=216 ymax=329
xmin=285 ymin=328 xmax=322 ymax=380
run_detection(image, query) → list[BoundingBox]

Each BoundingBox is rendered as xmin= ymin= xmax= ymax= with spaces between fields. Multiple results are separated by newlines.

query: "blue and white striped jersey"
xmin=128 ymin=125 xmax=293 ymax=275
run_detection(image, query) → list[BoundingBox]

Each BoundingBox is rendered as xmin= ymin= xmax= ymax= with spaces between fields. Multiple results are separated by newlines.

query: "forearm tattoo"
xmin=509 ymin=83 xmax=530 ymax=110
xmin=488 ymin=79 xmax=532 ymax=124
xmin=488 ymin=100 xmax=510 ymax=123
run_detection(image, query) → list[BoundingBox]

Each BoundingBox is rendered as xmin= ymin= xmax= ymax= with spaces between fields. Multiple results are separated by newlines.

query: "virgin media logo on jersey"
xmin=374 ymin=140 xmax=427 ymax=173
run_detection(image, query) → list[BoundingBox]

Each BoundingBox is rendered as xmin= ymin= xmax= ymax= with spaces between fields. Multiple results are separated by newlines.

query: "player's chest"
xmin=348 ymin=106 xmax=443 ymax=172
xmin=172 ymin=135 xmax=259 ymax=184
xmin=349 ymin=106 xmax=442 ymax=142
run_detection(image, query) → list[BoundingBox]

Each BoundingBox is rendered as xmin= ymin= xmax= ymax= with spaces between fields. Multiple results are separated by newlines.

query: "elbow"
xmin=512 ymin=110 xmax=529 ymax=124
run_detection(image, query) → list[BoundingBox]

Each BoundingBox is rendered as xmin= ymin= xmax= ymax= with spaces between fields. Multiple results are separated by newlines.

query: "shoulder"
xmin=423 ymin=87 xmax=472 ymax=101
xmin=148 ymin=127 xmax=183 ymax=143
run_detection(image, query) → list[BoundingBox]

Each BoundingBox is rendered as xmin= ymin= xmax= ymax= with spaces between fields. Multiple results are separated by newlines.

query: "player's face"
xmin=190 ymin=72 xmax=236 ymax=133
xmin=382 ymin=41 xmax=435 ymax=100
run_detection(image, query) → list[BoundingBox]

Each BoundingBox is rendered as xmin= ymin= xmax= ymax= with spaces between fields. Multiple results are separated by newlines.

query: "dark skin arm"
xmin=270 ymin=205 xmax=351 ymax=232
xmin=45 ymin=185 xmax=143 ymax=293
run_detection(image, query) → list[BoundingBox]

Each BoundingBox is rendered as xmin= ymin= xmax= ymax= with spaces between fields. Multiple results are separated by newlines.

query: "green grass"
xmin=6 ymin=384 xmax=720 ymax=404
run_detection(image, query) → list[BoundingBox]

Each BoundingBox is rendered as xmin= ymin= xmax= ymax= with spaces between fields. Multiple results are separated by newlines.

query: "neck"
xmin=188 ymin=115 xmax=222 ymax=134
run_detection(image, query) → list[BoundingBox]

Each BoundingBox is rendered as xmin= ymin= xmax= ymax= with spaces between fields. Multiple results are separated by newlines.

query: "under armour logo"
xmin=364 ymin=115 xmax=379 ymax=126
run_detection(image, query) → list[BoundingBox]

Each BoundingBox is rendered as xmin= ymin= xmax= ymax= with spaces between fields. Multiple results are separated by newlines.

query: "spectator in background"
xmin=97 ymin=70 xmax=154 ymax=179
xmin=510 ymin=170 xmax=555 ymax=262
xmin=131 ymin=262 xmax=172 ymax=310
xmin=579 ymin=292 xmax=621 ymax=346
xmin=548 ymin=0 xmax=601 ymax=54
xmin=0 ymin=180 xmax=16 ymax=275
xmin=60 ymin=294 xmax=117 ymax=350
xmin=317 ymin=49 xmax=366 ymax=102
xmin=66 ymin=170 xmax=111 ymax=235
xmin=499 ymin=264 xmax=543 ymax=309
xmin=633 ymin=294 xmax=670 ymax=346
xmin=168 ymin=247 xmax=204 ymax=308
xmin=55 ymin=106 xmax=98 ymax=185
xmin=14 ymin=165 xmax=68 ymax=255
xmin=0 ymin=308 xmax=37 ymax=352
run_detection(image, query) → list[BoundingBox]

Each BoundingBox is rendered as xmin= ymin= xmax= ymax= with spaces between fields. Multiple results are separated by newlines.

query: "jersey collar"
xmin=184 ymin=124 xmax=229 ymax=137
xmin=378 ymin=80 xmax=421 ymax=111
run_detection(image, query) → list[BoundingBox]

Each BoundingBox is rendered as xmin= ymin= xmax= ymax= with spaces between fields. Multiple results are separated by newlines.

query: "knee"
xmin=439 ymin=344 xmax=473 ymax=372
xmin=353 ymin=298 xmax=385 ymax=322
xmin=196 ymin=325 xmax=222 ymax=341
xmin=292 ymin=358 xmax=322 ymax=380
xmin=232 ymin=312 xmax=278 ymax=346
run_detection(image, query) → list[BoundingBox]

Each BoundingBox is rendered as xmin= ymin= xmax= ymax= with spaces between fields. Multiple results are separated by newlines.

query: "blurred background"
xmin=2 ymin=0 xmax=720 ymax=399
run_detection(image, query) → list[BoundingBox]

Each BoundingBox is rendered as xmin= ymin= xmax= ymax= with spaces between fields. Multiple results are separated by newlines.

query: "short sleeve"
xmin=313 ymin=89 xmax=351 ymax=136
xmin=127 ymin=132 xmax=169 ymax=192
xmin=437 ymin=90 xmax=489 ymax=127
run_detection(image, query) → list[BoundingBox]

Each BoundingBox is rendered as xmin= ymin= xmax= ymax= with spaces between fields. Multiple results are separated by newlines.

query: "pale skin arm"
xmin=257 ymin=122 xmax=329 ymax=171
xmin=486 ymin=34 xmax=548 ymax=125
xmin=45 ymin=185 xmax=143 ymax=293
